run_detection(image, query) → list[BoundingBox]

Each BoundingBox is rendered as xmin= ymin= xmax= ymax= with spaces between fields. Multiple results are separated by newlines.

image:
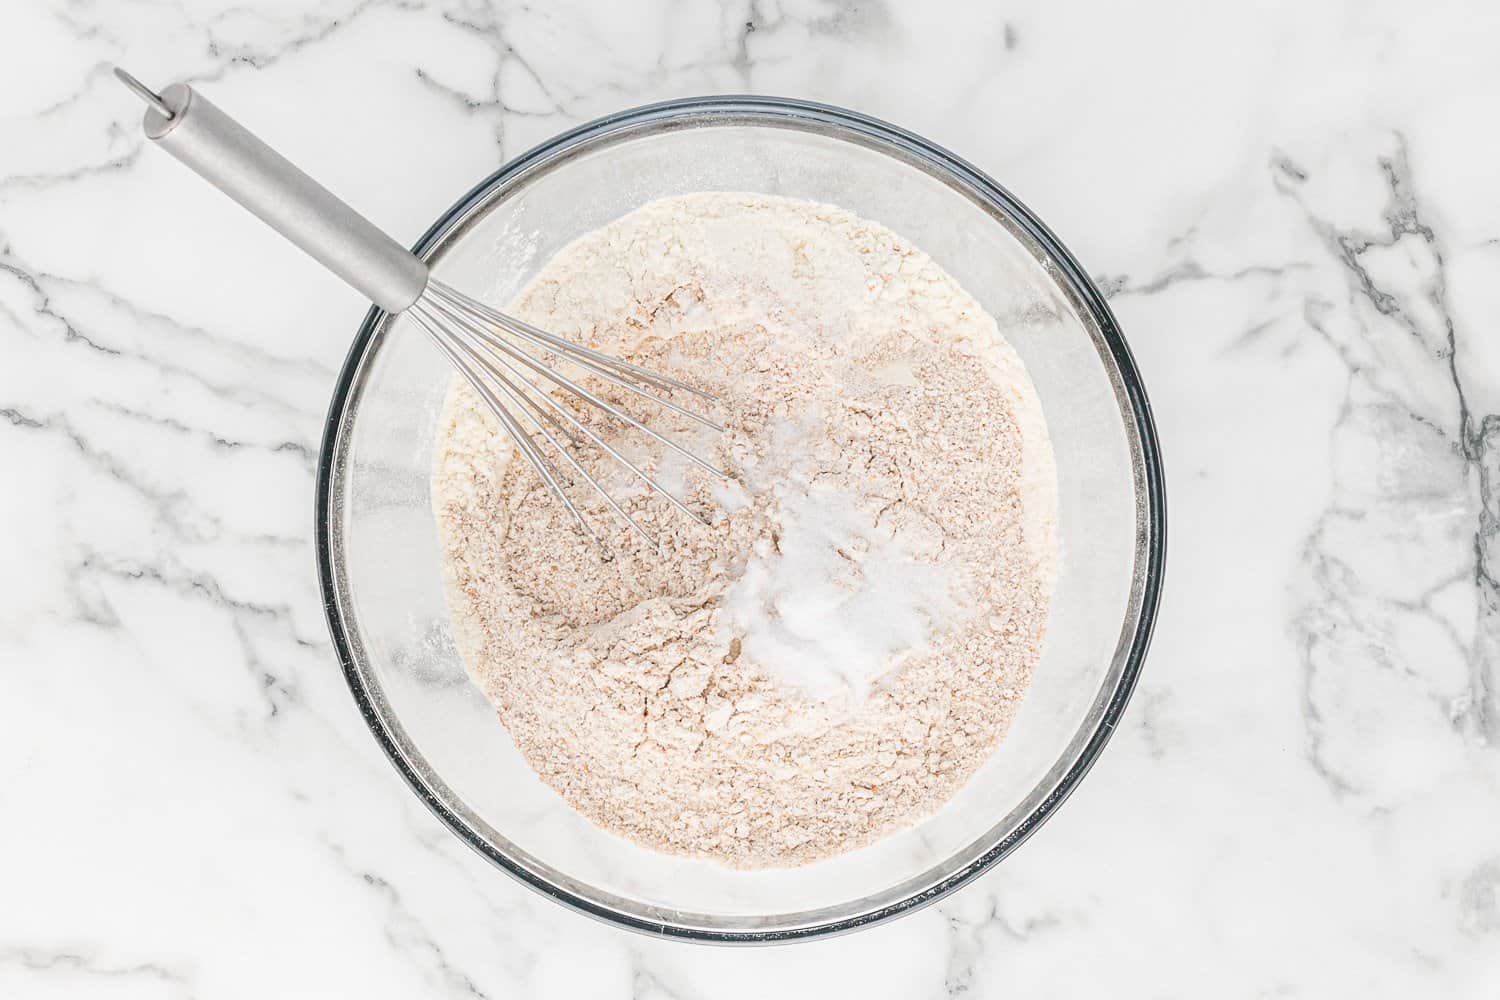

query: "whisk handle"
xmin=135 ymin=80 xmax=429 ymax=314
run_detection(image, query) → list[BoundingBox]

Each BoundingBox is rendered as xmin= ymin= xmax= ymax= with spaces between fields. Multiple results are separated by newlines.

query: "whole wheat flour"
xmin=432 ymin=192 xmax=1057 ymax=869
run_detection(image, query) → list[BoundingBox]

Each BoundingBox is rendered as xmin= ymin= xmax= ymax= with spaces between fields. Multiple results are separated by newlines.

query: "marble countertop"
xmin=4 ymin=0 xmax=1498 ymax=995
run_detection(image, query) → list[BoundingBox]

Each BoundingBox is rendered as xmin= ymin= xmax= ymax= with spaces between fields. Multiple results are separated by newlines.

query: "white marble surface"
xmin=3 ymin=0 xmax=1498 ymax=994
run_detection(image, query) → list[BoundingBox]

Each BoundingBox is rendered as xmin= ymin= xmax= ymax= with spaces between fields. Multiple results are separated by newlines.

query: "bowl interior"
xmin=323 ymin=103 xmax=1157 ymax=940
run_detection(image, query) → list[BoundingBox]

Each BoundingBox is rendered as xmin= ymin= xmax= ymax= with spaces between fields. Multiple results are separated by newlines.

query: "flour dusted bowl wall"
xmin=316 ymin=97 xmax=1165 ymax=942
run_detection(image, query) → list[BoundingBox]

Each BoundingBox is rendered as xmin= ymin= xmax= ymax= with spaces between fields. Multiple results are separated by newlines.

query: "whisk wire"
xmin=419 ymin=289 xmax=728 ymax=481
xmin=418 ymin=295 xmax=712 ymax=527
xmin=428 ymin=282 xmax=723 ymax=433
xmin=476 ymin=363 xmax=663 ymax=552
xmin=429 ymin=281 xmax=714 ymax=402
xmin=409 ymin=307 xmax=602 ymax=547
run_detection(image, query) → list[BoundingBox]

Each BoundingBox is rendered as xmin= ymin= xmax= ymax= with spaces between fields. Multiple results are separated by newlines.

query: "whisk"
xmin=114 ymin=68 xmax=723 ymax=553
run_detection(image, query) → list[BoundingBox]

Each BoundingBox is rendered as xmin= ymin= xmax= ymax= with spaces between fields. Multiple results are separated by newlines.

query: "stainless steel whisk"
xmin=115 ymin=68 xmax=723 ymax=552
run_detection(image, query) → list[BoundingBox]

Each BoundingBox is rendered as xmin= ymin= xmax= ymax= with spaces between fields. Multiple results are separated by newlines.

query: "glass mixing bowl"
xmin=315 ymin=97 xmax=1165 ymax=942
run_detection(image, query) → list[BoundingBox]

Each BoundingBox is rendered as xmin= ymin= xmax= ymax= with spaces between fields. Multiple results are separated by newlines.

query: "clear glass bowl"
xmin=315 ymin=97 xmax=1165 ymax=943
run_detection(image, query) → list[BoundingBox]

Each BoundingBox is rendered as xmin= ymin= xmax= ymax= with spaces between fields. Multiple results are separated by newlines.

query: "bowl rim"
xmin=315 ymin=94 xmax=1166 ymax=944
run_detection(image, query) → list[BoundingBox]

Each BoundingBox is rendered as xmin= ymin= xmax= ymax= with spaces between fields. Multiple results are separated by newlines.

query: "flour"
xmin=432 ymin=192 xmax=1057 ymax=869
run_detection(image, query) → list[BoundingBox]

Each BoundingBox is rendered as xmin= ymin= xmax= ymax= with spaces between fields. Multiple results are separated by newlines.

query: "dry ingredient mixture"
xmin=433 ymin=193 xmax=1057 ymax=869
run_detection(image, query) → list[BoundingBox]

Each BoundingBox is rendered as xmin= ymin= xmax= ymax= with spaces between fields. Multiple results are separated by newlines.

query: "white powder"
xmin=721 ymin=481 xmax=957 ymax=699
xmin=433 ymin=192 xmax=1057 ymax=869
